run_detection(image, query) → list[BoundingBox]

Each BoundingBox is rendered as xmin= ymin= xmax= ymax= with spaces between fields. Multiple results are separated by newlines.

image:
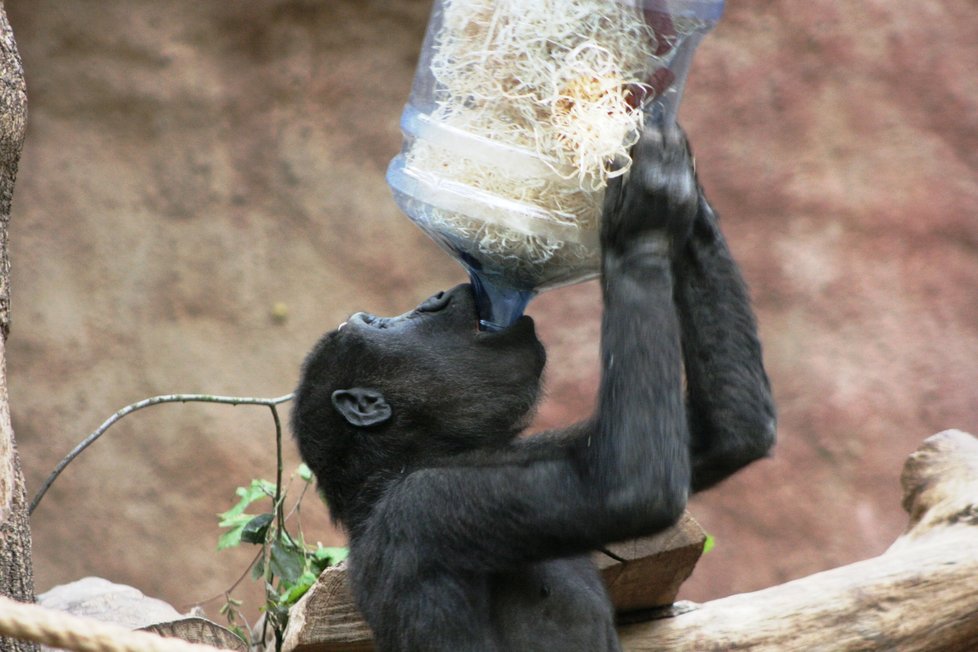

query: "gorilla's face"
xmin=330 ymin=284 xmax=545 ymax=438
xmin=340 ymin=283 xmax=543 ymax=384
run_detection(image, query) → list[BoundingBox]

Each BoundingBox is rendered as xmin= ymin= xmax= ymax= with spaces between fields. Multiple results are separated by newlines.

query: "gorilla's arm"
xmin=674 ymin=196 xmax=776 ymax=492
xmin=366 ymin=127 xmax=695 ymax=574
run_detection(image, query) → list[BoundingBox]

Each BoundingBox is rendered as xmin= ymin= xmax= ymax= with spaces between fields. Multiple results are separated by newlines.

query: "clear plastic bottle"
xmin=388 ymin=0 xmax=725 ymax=330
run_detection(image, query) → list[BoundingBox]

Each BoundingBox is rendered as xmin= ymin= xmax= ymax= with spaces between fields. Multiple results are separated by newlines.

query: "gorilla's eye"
xmin=418 ymin=291 xmax=451 ymax=313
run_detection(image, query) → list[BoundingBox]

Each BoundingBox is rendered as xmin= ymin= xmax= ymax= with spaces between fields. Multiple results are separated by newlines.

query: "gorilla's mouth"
xmin=343 ymin=311 xmax=398 ymax=330
xmin=357 ymin=313 xmax=394 ymax=329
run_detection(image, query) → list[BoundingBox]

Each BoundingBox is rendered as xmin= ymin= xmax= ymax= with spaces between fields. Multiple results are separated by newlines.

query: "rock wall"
xmin=5 ymin=0 xmax=977 ymax=619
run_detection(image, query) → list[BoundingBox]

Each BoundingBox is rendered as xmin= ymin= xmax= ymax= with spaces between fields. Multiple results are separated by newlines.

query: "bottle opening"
xmin=468 ymin=270 xmax=536 ymax=332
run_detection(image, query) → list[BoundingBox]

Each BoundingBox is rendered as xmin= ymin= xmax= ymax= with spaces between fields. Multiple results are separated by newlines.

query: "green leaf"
xmin=220 ymin=480 xmax=277 ymax=521
xmin=278 ymin=570 xmax=318 ymax=606
xmin=297 ymin=463 xmax=314 ymax=483
xmin=217 ymin=510 xmax=260 ymax=550
xmin=217 ymin=479 xmax=279 ymax=550
xmin=217 ymin=526 xmax=245 ymax=551
xmin=240 ymin=512 xmax=274 ymax=545
xmin=311 ymin=545 xmax=349 ymax=573
xmin=309 ymin=556 xmax=327 ymax=576
xmin=251 ymin=556 xmax=265 ymax=581
xmin=216 ymin=511 xmax=255 ymax=530
xmin=703 ymin=534 xmax=716 ymax=554
xmin=271 ymin=539 xmax=305 ymax=585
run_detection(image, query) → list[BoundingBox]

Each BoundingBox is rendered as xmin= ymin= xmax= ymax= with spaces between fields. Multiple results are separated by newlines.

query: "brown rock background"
xmin=6 ymin=0 xmax=977 ymax=622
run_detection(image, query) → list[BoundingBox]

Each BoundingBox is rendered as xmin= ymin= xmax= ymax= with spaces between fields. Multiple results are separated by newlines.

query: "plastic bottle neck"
xmin=469 ymin=271 xmax=536 ymax=331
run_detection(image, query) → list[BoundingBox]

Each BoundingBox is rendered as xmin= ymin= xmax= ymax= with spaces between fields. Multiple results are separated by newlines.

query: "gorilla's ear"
xmin=331 ymin=388 xmax=392 ymax=428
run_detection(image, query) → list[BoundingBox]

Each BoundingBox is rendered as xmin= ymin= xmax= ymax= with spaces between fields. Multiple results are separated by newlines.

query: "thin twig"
xmin=29 ymin=393 xmax=294 ymax=515
xmin=271 ymin=403 xmax=287 ymax=543
xmin=266 ymin=401 xmax=288 ymax=652
xmin=187 ymin=547 xmax=265 ymax=610
xmin=285 ymin=478 xmax=311 ymax=524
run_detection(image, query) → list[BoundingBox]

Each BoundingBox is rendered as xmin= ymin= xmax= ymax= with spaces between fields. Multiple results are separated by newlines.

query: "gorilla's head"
xmin=292 ymin=284 xmax=546 ymax=526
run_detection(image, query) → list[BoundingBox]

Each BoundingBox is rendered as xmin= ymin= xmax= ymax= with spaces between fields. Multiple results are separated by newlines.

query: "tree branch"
xmin=29 ymin=393 xmax=294 ymax=515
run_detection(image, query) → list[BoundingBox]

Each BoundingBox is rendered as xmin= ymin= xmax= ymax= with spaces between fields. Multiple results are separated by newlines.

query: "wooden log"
xmin=282 ymin=564 xmax=370 ymax=652
xmin=282 ymin=513 xmax=706 ymax=652
xmin=37 ymin=577 xmax=247 ymax=651
xmin=141 ymin=618 xmax=247 ymax=651
xmin=619 ymin=429 xmax=978 ymax=651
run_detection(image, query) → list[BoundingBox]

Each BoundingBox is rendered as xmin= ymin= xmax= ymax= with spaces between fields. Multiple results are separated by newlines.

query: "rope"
xmin=0 ymin=596 xmax=236 ymax=652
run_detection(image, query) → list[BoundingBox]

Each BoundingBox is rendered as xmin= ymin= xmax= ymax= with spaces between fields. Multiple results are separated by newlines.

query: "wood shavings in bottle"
xmin=400 ymin=0 xmax=700 ymax=288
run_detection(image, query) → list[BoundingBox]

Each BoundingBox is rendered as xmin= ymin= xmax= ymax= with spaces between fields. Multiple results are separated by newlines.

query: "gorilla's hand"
xmin=600 ymin=123 xmax=698 ymax=260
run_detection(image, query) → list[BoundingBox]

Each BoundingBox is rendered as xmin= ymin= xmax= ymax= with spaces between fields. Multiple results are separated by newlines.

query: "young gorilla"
xmin=292 ymin=124 xmax=775 ymax=651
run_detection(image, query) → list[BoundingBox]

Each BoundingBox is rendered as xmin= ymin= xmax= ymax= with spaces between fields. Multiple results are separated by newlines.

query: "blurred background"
xmin=6 ymin=0 xmax=977 ymax=623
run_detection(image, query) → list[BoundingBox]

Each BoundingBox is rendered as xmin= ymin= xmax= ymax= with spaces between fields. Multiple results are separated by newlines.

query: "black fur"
xmin=292 ymin=124 xmax=775 ymax=651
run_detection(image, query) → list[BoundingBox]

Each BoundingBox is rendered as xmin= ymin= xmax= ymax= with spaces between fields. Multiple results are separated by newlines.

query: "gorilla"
xmin=292 ymin=124 xmax=775 ymax=651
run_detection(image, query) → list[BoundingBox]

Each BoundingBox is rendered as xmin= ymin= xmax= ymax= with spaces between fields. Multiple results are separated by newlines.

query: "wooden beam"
xmin=619 ymin=430 xmax=978 ymax=651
